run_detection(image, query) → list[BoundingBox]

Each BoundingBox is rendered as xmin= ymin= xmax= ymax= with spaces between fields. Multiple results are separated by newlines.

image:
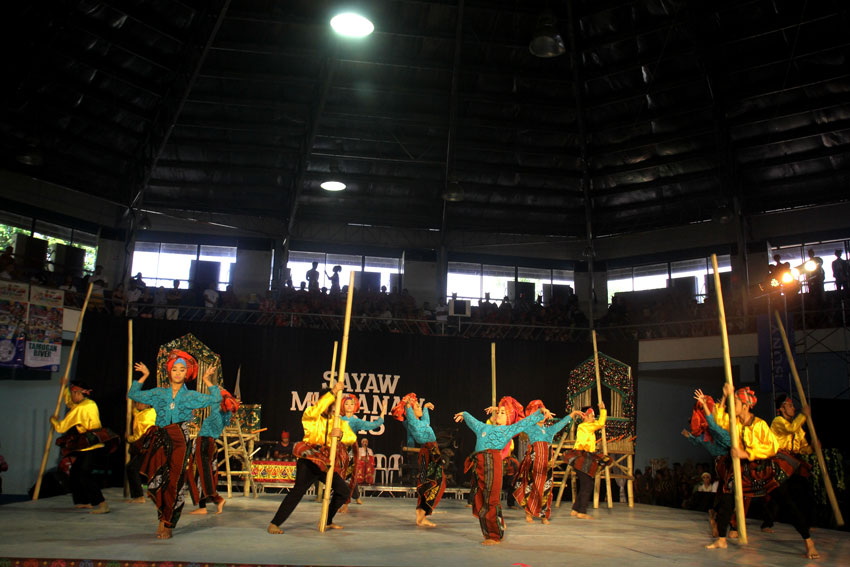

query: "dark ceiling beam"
xmin=155 ymin=159 xmax=289 ymax=174
xmin=99 ymin=0 xmax=189 ymax=45
xmin=593 ymin=150 xmax=716 ymax=178
xmin=65 ymin=19 xmax=174 ymax=72
xmin=580 ymin=18 xmax=684 ymax=51
xmin=585 ymin=73 xmax=706 ymax=110
xmin=591 ymin=168 xmax=720 ymax=197
xmin=147 ymin=180 xmax=289 ymax=193
xmin=51 ymin=46 xmax=165 ymax=99
xmin=728 ymin=93 xmax=849 ymax=129
xmin=11 ymin=95 xmax=146 ymax=140
xmin=132 ymin=0 xmax=232 ymax=209
xmin=734 ymin=72 xmax=850 ymax=103
xmin=734 ymin=119 xmax=850 ymax=151
xmin=589 ymin=102 xmax=715 ymax=136
xmin=198 ymin=69 xmax=314 ymax=87
xmin=184 ymin=93 xmax=310 ymax=115
xmin=594 ymin=188 xmax=719 ymax=215
xmin=721 ymin=11 xmax=845 ymax=47
xmin=739 ymin=144 xmax=850 ymax=173
xmin=175 ymin=118 xmax=305 ymax=135
xmin=584 ymin=47 xmax=697 ymax=81
xmin=592 ymin=126 xmax=716 ymax=158
xmin=165 ymin=138 xmax=302 ymax=155
xmin=726 ymin=42 xmax=850 ymax=77
xmin=33 ymin=80 xmax=152 ymax=123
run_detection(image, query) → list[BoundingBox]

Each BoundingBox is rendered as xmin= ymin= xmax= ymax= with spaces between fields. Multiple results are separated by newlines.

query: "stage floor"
xmin=1 ymin=488 xmax=847 ymax=567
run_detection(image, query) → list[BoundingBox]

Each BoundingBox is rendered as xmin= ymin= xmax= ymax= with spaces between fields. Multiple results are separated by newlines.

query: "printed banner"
xmin=0 ymin=281 xmax=29 ymax=368
xmin=25 ymin=285 xmax=64 ymax=371
xmin=757 ymin=313 xmax=794 ymax=395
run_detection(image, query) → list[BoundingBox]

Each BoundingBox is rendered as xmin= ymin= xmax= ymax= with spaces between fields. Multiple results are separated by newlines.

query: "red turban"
xmin=525 ymin=399 xmax=546 ymax=417
xmin=498 ymin=396 xmax=525 ymax=425
xmin=690 ymin=395 xmax=715 ymax=438
xmin=390 ymin=393 xmax=417 ymax=422
xmin=342 ymin=394 xmax=360 ymax=413
xmin=166 ymin=349 xmax=198 ymax=381
xmin=220 ymin=387 xmax=240 ymax=413
xmin=736 ymin=387 xmax=757 ymax=408
xmin=280 ymin=430 xmax=290 ymax=441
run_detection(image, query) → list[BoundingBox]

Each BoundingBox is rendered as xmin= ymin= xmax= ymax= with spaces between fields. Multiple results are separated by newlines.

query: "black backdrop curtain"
xmin=76 ymin=313 xmax=638 ymax=485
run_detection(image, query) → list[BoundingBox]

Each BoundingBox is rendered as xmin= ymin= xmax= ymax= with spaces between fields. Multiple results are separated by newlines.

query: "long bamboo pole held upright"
xmin=711 ymin=253 xmax=748 ymax=544
xmin=591 ymin=330 xmax=613 ymax=508
xmin=124 ymin=319 xmax=133 ymax=497
xmin=490 ymin=342 xmax=497 ymax=407
xmin=33 ymin=282 xmax=94 ymax=500
xmin=773 ymin=311 xmax=844 ymax=526
xmin=319 ymin=273 xmax=356 ymax=532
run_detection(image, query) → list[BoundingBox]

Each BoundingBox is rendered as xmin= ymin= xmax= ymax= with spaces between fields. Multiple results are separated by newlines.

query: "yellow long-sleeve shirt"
xmin=715 ymin=405 xmax=778 ymax=460
xmin=127 ymin=407 xmax=157 ymax=443
xmin=771 ymin=414 xmax=812 ymax=455
xmin=574 ymin=409 xmax=606 ymax=452
xmin=301 ymin=391 xmax=357 ymax=447
xmin=55 ymin=389 xmax=103 ymax=451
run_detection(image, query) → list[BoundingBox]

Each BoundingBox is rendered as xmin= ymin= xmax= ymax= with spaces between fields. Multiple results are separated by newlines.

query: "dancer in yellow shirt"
xmin=771 ymin=394 xmax=813 ymax=455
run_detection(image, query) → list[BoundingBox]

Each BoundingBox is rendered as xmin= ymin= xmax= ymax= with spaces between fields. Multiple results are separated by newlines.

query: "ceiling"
xmin=2 ymin=0 xmax=850 ymax=245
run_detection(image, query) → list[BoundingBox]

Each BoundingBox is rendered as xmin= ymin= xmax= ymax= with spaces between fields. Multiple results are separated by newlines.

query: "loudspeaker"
xmin=508 ymin=281 xmax=535 ymax=302
xmin=189 ymin=260 xmax=221 ymax=289
xmin=353 ymin=271 xmax=381 ymax=293
xmin=668 ymin=276 xmax=697 ymax=297
xmin=53 ymin=244 xmax=86 ymax=277
xmin=542 ymin=283 xmax=574 ymax=305
xmin=705 ymin=272 xmax=732 ymax=299
xmin=13 ymin=234 xmax=47 ymax=274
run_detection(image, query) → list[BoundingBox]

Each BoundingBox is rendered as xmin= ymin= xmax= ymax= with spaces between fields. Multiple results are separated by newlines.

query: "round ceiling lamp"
xmin=321 ymin=180 xmax=347 ymax=191
xmin=529 ymin=11 xmax=565 ymax=58
xmin=330 ymin=13 xmax=374 ymax=38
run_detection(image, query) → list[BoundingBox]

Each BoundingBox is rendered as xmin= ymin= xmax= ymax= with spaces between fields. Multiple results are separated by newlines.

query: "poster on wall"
xmin=0 ymin=281 xmax=28 ymax=368
xmin=25 ymin=285 xmax=64 ymax=371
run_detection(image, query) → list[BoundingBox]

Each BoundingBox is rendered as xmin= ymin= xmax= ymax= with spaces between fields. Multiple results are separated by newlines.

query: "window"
xmin=447 ymin=262 xmax=482 ymax=301
xmin=607 ymin=267 xmax=634 ymax=304
xmin=518 ymin=266 xmax=551 ymax=302
xmin=288 ymin=251 xmax=325 ymax=291
xmin=131 ymin=243 xmax=237 ymax=290
xmin=483 ymin=264 xmax=514 ymax=303
xmin=365 ymin=256 xmax=400 ymax=292
xmin=286 ymin=251 xmax=402 ymax=293
xmin=200 ymin=245 xmax=237 ymax=290
xmin=327 ymin=253 xmax=361 ymax=290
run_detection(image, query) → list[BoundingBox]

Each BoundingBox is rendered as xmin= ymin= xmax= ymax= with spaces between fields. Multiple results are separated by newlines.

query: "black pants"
xmin=126 ymin=452 xmax=145 ymax=499
xmin=716 ymin=476 xmax=811 ymax=540
xmin=572 ymin=470 xmax=594 ymax=514
xmin=70 ymin=449 xmax=105 ymax=506
xmin=271 ymin=458 xmax=349 ymax=527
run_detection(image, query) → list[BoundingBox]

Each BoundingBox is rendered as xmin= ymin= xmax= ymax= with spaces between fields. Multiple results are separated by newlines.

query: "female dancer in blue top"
xmin=514 ymin=400 xmax=581 ymax=524
xmin=392 ymin=392 xmax=445 ymax=527
xmin=189 ymin=387 xmax=239 ymax=515
xmin=454 ymin=406 xmax=543 ymax=545
xmin=130 ymin=351 xmax=221 ymax=539
xmin=339 ymin=394 xmax=384 ymax=512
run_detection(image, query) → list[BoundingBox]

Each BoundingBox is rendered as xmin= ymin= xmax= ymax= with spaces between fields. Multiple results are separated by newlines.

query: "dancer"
xmin=51 ymin=379 xmax=119 ymax=514
xmin=189 ymin=388 xmax=239 ymax=515
xmin=339 ymin=393 xmax=384 ymax=513
xmin=562 ymin=401 xmax=610 ymax=520
xmin=454 ymin=404 xmax=544 ymax=545
xmin=126 ymin=400 xmax=156 ymax=503
xmin=513 ymin=400 xmax=580 ymax=524
xmin=771 ymin=394 xmax=813 ymax=455
xmin=129 ymin=352 xmax=221 ymax=539
xmin=268 ymin=379 xmax=354 ymax=534
xmin=707 ymin=384 xmax=818 ymax=559
xmin=391 ymin=393 xmax=445 ymax=527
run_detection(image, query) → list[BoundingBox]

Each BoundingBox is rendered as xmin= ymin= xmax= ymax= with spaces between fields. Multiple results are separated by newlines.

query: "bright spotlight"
xmin=330 ymin=13 xmax=374 ymax=38
xmin=790 ymin=267 xmax=800 ymax=279
xmin=781 ymin=272 xmax=794 ymax=284
xmin=804 ymin=260 xmax=817 ymax=272
xmin=321 ymin=180 xmax=346 ymax=191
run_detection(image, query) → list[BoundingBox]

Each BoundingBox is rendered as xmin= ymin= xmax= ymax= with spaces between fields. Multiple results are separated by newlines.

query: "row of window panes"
xmin=607 ymin=255 xmax=732 ymax=304
xmin=772 ymin=240 xmax=850 ymax=292
xmin=0 ymin=218 xmax=98 ymax=274
xmin=131 ymin=243 xmax=238 ymax=291
xmin=286 ymin=251 xmax=401 ymax=291
xmin=447 ymin=263 xmax=576 ymax=305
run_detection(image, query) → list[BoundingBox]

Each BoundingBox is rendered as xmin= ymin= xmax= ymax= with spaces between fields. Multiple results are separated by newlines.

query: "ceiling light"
xmin=529 ymin=11 xmax=565 ymax=58
xmin=321 ymin=180 xmax=346 ymax=191
xmin=330 ymin=13 xmax=374 ymax=38
xmin=442 ymin=181 xmax=464 ymax=202
xmin=138 ymin=215 xmax=152 ymax=230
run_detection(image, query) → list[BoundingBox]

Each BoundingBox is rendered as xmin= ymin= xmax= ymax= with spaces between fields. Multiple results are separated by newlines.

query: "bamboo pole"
xmin=319 ymin=273 xmax=355 ymax=532
xmin=711 ymin=253 xmax=748 ymax=544
xmin=591 ymin=330 xmax=613 ymax=508
xmin=773 ymin=311 xmax=844 ymax=526
xmin=124 ymin=319 xmax=133 ymax=497
xmin=33 ymin=282 xmax=94 ymax=500
xmin=490 ymin=342 xmax=497 ymax=407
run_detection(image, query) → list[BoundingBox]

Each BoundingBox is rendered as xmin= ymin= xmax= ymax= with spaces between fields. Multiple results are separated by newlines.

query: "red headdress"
xmin=166 ymin=349 xmax=198 ymax=381
xmin=690 ymin=395 xmax=715 ymax=439
xmin=280 ymin=430 xmax=290 ymax=442
xmin=498 ymin=396 xmax=525 ymax=425
xmin=736 ymin=387 xmax=757 ymax=408
xmin=342 ymin=394 xmax=360 ymax=413
xmin=390 ymin=393 xmax=418 ymax=421
xmin=525 ymin=399 xmax=546 ymax=417
xmin=220 ymin=387 xmax=240 ymax=413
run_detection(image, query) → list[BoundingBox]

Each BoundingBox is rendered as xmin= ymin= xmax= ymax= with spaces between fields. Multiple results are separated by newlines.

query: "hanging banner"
xmin=0 ymin=281 xmax=29 ymax=368
xmin=757 ymin=312 xmax=793 ymax=395
xmin=25 ymin=285 xmax=64 ymax=371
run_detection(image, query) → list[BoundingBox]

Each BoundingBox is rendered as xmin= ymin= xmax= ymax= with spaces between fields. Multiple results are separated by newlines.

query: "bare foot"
xmin=705 ymin=538 xmax=727 ymax=549
xmin=127 ymin=497 xmax=146 ymax=503
xmin=761 ymin=526 xmax=774 ymax=533
xmin=570 ymin=510 xmax=579 ymax=516
xmin=189 ymin=508 xmax=208 ymax=515
xmin=267 ymin=523 xmax=284 ymax=534
xmin=157 ymin=527 xmax=172 ymax=539
xmin=542 ymin=518 xmax=550 ymax=525
xmin=481 ymin=539 xmax=501 ymax=546
xmin=216 ymin=499 xmax=225 ymax=514
xmin=355 ymin=498 xmax=363 ymax=504
xmin=804 ymin=538 xmax=819 ymax=559
xmin=339 ymin=504 xmax=349 ymax=514
xmin=89 ymin=502 xmax=110 ymax=514
xmin=728 ymin=530 xmax=738 ymax=539
xmin=326 ymin=523 xmax=344 ymax=530
xmin=74 ymin=504 xmax=94 ymax=509
xmin=157 ymin=521 xmax=166 ymax=535
xmin=526 ymin=512 xmax=534 ymax=523
xmin=465 ymin=503 xmax=472 ymax=508
xmin=418 ymin=517 xmax=437 ymax=528
xmin=575 ymin=513 xmax=593 ymax=520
